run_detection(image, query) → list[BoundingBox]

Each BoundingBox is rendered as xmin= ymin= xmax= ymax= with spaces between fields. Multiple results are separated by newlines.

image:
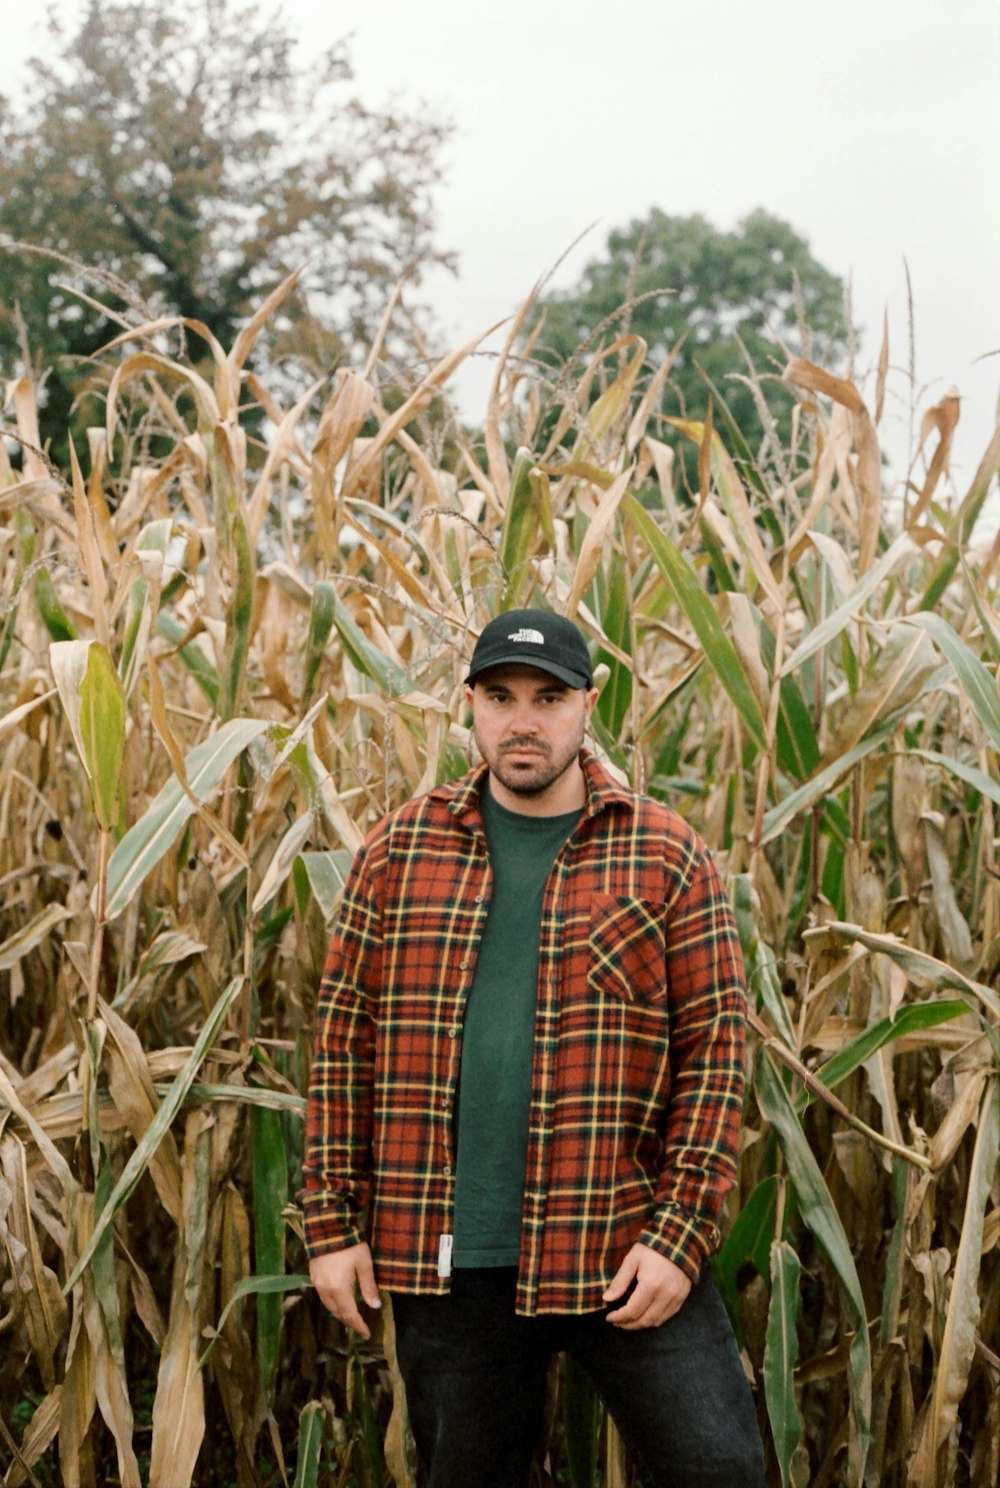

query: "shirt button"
xmin=443 ymin=1164 xmax=452 ymax=1177
xmin=447 ymin=1027 xmax=459 ymax=1039
xmin=459 ymin=960 xmax=469 ymax=970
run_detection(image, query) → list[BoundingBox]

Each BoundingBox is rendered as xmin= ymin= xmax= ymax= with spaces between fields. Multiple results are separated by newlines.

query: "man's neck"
xmin=486 ymin=760 xmax=587 ymax=818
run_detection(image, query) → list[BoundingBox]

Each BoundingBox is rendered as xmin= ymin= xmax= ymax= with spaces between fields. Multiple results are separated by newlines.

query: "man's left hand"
xmin=603 ymin=1243 xmax=692 ymax=1329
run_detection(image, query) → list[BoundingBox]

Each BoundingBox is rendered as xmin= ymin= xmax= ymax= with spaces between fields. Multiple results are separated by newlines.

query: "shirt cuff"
xmin=639 ymin=1202 xmax=719 ymax=1283
xmin=301 ymin=1198 xmax=367 ymax=1260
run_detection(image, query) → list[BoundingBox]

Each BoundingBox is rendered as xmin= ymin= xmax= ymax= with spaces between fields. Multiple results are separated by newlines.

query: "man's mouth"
xmin=502 ymin=742 xmax=547 ymax=759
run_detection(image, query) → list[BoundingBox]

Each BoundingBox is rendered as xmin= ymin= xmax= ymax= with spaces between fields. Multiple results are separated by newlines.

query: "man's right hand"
xmin=310 ymin=1242 xmax=381 ymax=1339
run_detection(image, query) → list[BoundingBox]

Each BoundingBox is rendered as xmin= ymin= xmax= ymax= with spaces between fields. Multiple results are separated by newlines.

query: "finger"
xmin=312 ymin=1269 xmax=372 ymax=1338
xmin=330 ymin=1288 xmax=372 ymax=1339
xmin=605 ymin=1281 xmax=655 ymax=1326
xmin=602 ymin=1255 xmax=638 ymax=1303
xmin=608 ymin=1282 xmax=689 ymax=1329
xmin=355 ymin=1250 xmax=381 ymax=1311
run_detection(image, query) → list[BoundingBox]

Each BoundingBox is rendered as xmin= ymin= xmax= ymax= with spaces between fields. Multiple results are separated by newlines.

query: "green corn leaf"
xmin=79 ymin=642 xmax=127 ymax=831
xmin=292 ymin=854 xmax=311 ymax=918
xmin=252 ymin=813 xmax=314 ymax=915
xmin=732 ymin=874 xmax=796 ymax=1046
xmin=444 ymin=524 xmax=465 ymax=601
xmin=119 ymin=518 xmax=172 ymax=699
xmin=594 ymin=549 xmax=633 ymax=739
xmin=331 ymin=593 xmax=409 ymax=695
xmin=352 ymin=1354 xmax=386 ymax=1488
xmin=200 ymin=1272 xmax=311 ymax=1369
xmin=912 ymin=748 xmax=1000 ymax=811
xmin=764 ymin=1241 xmax=804 ymax=1488
xmin=35 ymin=567 xmax=77 ymax=641
xmin=64 ymin=975 xmax=244 ymax=1295
xmin=627 ymin=497 xmax=767 ymax=751
xmin=498 ymin=447 xmax=541 ymax=604
xmin=755 ymin=1051 xmax=871 ymax=1483
xmin=51 ymin=638 xmax=124 ymax=830
xmin=563 ymin=1354 xmax=600 ymax=1488
xmin=105 ymin=719 xmax=268 ymax=920
xmin=292 ymin=1401 xmax=326 ymax=1488
xmin=714 ymin=1174 xmax=780 ymax=1339
xmin=840 ymin=627 xmax=859 ymax=697
xmin=746 ymin=617 xmax=820 ymax=782
xmin=531 ymin=465 xmax=556 ymax=550
xmin=775 ymin=674 xmax=821 ymax=782
xmin=119 ymin=574 xmax=151 ymax=696
xmin=698 ymin=509 xmax=740 ymax=593
xmin=901 ymin=612 xmax=1000 ymax=752
xmin=760 ymin=717 xmax=896 ymax=844
xmin=156 ymin=611 xmax=220 ymax=704
xmin=261 ymin=902 xmax=295 ymax=944
xmin=0 ymin=600 xmax=20 ymax=670
xmin=668 ymin=416 xmax=783 ymax=613
xmin=586 ymin=340 xmax=645 ymax=439
xmin=297 ymin=850 xmax=354 ymax=922
xmin=218 ymin=510 xmax=255 ymax=720
xmin=304 ymin=580 xmax=337 ymax=699
xmin=780 ymin=533 xmax=916 ymax=678
xmin=252 ymin=1104 xmax=287 ymax=1409
xmin=799 ymin=1000 xmax=970 ymax=1115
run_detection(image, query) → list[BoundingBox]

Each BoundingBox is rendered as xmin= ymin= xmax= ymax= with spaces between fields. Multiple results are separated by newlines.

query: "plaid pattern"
xmin=302 ymin=751 xmax=747 ymax=1315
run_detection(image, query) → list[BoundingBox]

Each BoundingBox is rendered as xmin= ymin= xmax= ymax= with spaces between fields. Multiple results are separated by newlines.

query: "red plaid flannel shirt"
xmin=302 ymin=751 xmax=747 ymax=1315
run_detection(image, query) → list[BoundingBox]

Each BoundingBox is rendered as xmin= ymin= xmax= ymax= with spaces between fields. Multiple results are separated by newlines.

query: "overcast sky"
xmin=7 ymin=0 xmax=1000 ymax=511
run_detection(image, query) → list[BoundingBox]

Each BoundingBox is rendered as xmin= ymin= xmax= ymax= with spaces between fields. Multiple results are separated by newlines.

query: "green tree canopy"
xmin=535 ymin=209 xmax=849 ymax=487
xmin=0 ymin=0 xmax=451 ymax=451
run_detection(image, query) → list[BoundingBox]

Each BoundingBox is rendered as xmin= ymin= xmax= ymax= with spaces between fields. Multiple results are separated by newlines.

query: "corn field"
xmin=0 ymin=269 xmax=998 ymax=1488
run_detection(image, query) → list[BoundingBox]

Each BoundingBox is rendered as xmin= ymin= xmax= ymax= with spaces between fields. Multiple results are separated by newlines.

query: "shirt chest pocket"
xmin=587 ymin=894 xmax=667 ymax=1005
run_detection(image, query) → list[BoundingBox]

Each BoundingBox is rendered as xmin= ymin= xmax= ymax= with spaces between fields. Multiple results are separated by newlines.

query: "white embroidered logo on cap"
xmin=508 ymin=628 xmax=545 ymax=644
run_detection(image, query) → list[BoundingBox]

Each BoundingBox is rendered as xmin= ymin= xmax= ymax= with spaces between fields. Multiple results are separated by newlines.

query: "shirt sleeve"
xmin=300 ymin=838 xmax=384 ymax=1258
xmin=638 ymin=849 xmax=747 ymax=1280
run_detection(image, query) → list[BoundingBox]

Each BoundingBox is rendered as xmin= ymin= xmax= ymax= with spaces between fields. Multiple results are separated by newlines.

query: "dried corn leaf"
xmin=101 ymin=999 xmax=183 ymax=1222
xmin=0 ymin=1136 xmax=67 ymax=1389
xmin=564 ymin=465 xmax=633 ymax=620
xmin=910 ymin=1079 xmax=1000 ymax=1483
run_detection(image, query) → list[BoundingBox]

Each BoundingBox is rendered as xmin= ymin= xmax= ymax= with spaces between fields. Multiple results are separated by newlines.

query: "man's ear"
xmin=465 ymin=685 xmax=475 ymax=708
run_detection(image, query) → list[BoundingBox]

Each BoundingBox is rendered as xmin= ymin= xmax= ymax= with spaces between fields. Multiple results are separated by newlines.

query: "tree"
xmin=534 ymin=209 xmax=849 ymax=487
xmin=0 ymin=0 xmax=451 ymax=453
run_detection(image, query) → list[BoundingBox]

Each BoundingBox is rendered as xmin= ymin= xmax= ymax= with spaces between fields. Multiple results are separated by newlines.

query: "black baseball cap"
xmin=465 ymin=609 xmax=593 ymax=689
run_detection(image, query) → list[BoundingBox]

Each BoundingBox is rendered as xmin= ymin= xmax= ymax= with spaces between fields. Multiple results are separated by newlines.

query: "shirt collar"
xmin=433 ymin=749 xmax=634 ymax=830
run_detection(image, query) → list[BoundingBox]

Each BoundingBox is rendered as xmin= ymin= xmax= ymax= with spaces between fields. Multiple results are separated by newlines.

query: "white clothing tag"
xmin=437 ymin=1233 xmax=453 ymax=1278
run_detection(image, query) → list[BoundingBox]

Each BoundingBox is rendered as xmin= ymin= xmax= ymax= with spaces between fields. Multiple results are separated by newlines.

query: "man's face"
xmin=466 ymin=664 xmax=597 ymax=804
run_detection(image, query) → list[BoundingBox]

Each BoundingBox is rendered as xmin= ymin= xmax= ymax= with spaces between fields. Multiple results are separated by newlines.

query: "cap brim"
xmin=466 ymin=655 xmax=591 ymax=689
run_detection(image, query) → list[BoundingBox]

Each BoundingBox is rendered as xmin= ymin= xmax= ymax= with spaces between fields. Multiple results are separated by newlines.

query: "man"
xmin=303 ymin=608 xmax=766 ymax=1487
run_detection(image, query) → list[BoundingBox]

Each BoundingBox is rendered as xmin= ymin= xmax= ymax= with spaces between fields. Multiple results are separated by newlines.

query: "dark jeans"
xmin=391 ymin=1266 xmax=766 ymax=1488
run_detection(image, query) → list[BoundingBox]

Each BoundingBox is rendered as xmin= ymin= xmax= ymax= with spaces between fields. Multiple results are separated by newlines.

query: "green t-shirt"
xmin=452 ymin=783 xmax=581 ymax=1267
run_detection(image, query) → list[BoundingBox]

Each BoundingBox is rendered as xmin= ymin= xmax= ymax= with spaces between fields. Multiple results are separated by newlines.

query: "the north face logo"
xmin=508 ymin=627 xmax=545 ymax=644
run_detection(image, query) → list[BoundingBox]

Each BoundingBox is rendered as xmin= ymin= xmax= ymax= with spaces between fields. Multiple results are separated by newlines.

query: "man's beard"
xmin=476 ymin=723 xmax=585 ymax=799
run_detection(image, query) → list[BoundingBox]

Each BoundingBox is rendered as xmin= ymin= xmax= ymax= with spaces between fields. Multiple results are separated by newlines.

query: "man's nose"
xmin=508 ymin=702 xmax=540 ymax=734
